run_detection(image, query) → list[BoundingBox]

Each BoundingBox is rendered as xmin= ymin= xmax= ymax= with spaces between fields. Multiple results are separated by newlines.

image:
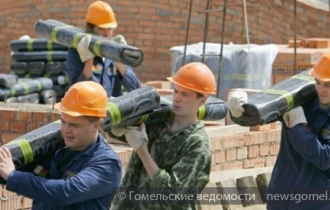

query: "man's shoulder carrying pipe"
xmin=230 ymin=70 xmax=317 ymax=126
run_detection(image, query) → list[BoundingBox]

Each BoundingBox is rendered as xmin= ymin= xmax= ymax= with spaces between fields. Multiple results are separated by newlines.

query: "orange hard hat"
xmin=85 ymin=1 xmax=117 ymax=29
xmin=308 ymin=51 xmax=330 ymax=82
xmin=54 ymin=81 xmax=108 ymax=117
xmin=167 ymin=62 xmax=216 ymax=95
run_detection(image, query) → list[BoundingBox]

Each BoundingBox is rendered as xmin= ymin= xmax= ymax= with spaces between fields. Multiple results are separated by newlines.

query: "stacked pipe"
xmin=10 ymin=38 xmax=70 ymax=103
xmin=0 ymin=74 xmax=54 ymax=104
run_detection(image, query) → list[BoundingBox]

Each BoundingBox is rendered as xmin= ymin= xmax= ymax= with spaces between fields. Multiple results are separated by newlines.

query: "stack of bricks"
xmin=0 ymin=185 xmax=32 ymax=210
xmin=272 ymin=38 xmax=330 ymax=84
xmin=207 ymin=122 xmax=280 ymax=172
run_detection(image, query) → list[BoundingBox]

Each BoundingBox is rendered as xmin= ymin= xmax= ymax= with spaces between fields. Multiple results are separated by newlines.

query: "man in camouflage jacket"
xmin=110 ymin=62 xmax=217 ymax=210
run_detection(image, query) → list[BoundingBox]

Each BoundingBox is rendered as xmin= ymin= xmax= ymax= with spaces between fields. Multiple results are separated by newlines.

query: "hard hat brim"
xmin=97 ymin=21 xmax=118 ymax=29
xmin=54 ymin=103 xmax=83 ymax=117
xmin=308 ymin=68 xmax=330 ymax=82
xmin=167 ymin=77 xmax=216 ymax=95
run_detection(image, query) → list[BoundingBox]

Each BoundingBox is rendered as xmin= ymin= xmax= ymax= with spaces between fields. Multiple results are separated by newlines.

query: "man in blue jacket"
xmin=66 ymin=1 xmax=141 ymax=97
xmin=227 ymin=52 xmax=330 ymax=210
xmin=0 ymin=81 xmax=122 ymax=210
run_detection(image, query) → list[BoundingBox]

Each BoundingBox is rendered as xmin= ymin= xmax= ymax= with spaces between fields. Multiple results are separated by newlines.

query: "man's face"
xmin=93 ymin=26 xmax=114 ymax=38
xmin=60 ymin=113 xmax=100 ymax=150
xmin=172 ymin=85 xmax=206 ymax=118
xmin=315 ymin=78 xmax=330 ymax=105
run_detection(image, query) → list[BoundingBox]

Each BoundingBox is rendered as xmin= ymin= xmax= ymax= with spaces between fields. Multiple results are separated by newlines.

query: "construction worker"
xmin=65 ymin=0 xmax=141 ymax=97
xmin=109 ymin=62 xmax=215 ymax=209
xmin=0 ymin=81 xmax=122 ymax=210
xmin=227 ymin=52 xmax=330 ymax=209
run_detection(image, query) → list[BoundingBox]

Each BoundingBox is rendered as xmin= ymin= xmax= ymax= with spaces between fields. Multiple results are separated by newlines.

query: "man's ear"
xmin=93 ymin=120 xmax=102 ymax=131
xmin=198 ymin=95 xmax=208 ymax=107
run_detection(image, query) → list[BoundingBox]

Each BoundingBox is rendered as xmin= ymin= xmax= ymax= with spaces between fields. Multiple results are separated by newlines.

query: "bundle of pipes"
xmin=107 ymin=95 xmax=227 ymax=128
xmin=34 ymin=19 xmax=144 ymax=67
xmin=230 ymin=70 xmax=316 ymax=126
xmin=0 ymin=78 xmax=53 ymax=101
xmin=11 ymin=51 xmax=67 ymax=63
xmin=10 ymin=38 xmax=69 ymax=52
xmin=10 ymin=38 xmax=68 ymax=103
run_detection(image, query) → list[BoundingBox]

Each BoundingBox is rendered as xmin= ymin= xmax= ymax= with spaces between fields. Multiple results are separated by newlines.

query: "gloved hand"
xmin=283 ymin=106 xmax=307 ymax=128
xmin=77 ymin=35 xmax=95 ymax=62
xmin=227 ymin=90 xmax=248 ymax=118
xmin=112 ymin=34 xmax=127 ymax=45
xmin=111 ymin=124 xmax=148 ymax=151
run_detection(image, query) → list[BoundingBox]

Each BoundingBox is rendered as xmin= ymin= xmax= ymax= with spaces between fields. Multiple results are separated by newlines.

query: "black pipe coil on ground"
xmin=11 ymin=62 xmax=28 ymax=74
xmin=35 ymin=19 xmax=144 ymax=67
xmin=11 ymin=51 xmax=68 ymax=62
xmin=0 ymin=74 xmax=18 ymax=88
xmin=0 ymin=78 xmax=53 ymax=100
xmin=10 ymin=39 xmax=68 ymax=52
xmin=16 ymin=73 xmax=69 ymax=86
xmin=26 ymin=61 xmax=45 ymax=75
xmin=45 ymin=61 xmax=66 ymax=75
xmin=17 ymin=93 xmax=40 ymax=104
xmin=230 ymin=70 xmax=317 ymax=126
xmin=40 ymin=89 xmax=57 ymax=104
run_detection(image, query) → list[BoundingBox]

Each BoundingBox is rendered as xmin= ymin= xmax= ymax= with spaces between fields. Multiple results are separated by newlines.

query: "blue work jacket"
xmin=65 ymin=48 xmax=141 ymax=97
xmin=6 ymin=135 xmax=122 ymax=210
xmin=267 ymin=98 xmax=330 ymax=210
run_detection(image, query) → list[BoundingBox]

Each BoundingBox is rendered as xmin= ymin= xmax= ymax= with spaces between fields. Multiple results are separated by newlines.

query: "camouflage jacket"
xmin=111 ymin=121 xmax=211 ymax=210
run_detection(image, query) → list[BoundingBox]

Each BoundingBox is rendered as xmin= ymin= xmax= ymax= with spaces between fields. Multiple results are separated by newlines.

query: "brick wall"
xmin=0 ymin=0 xmax=330 ymax=82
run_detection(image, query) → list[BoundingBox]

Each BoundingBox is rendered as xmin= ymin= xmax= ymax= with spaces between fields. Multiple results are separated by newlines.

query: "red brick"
xmin=260 ymin=144 xmax=270 ymax=156
xmin=10 ymin=121 xmax=26 ymax=132
xmin=221 ymin=161 xmax=243 ymax=171
xmin=15 ymin=111 xmax=32 ymax=121
xmin=32 ymin=112 xmax=49 ymax=122
xmin=225 ymin=148 xmax=237 ymax=161
xmin=270 ymin=143 xmax=280 ymax=155
xmin=266 ymin=156 xmax=277 ymax=167
xmin=1 ymin=132 xmax=22 ymax=143
xmin=243 ymin=159 xmax=255 ymax=169
xmin=0 ymin=120 xmax=9 ymax=131
xmin=248 ymin=145 xmax=259 ymax=158
xmin=1 ymin=111 xmax=16 ymax=120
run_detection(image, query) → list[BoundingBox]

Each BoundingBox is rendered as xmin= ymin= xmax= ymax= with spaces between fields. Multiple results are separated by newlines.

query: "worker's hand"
xmin=0 ymin=147 xmax=15 ymax=180
xmin=112 ymin=34 xmax=127 ymax=45
xmin=77 ymin=35 xmax=95 ymax=62
xmin=111 ymin=124 xmax=148 ymax=151
xmin=283 ymin=106 xmax=307 ymax=128
xmin=227 ymin=90 xmax=247 ymax=118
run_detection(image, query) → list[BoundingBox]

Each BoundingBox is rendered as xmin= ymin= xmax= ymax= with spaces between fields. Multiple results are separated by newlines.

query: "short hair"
xmin=84 ymin=116 xmax=101 ymax=124
xmin=85 ymin=22 xmax=96 ymax=33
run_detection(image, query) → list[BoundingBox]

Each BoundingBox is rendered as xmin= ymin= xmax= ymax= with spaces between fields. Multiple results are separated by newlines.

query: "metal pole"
xmin=182 ymin=0 xmax=194 ymax=66
xmin=293 ymin=0 xmax=297 ymax=74
xmin=202 ymin=0 xmax=211 ymax=63
xmin=216 ymin=0 xmax=228 ymax=99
